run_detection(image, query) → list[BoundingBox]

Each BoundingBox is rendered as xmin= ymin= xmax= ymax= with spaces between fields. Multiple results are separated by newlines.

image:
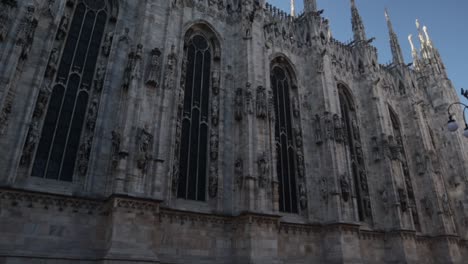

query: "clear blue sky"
xmin=269 ymin=0 xmax=468 ymax=105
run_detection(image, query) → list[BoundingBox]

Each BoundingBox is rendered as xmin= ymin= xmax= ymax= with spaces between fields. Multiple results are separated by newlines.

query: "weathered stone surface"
xmin=0 ymin=0 xmax=467 ymax=263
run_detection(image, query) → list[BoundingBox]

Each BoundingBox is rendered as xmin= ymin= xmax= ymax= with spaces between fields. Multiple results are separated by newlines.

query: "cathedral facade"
xmin=1 ymin=0 xmax=468 ymax=263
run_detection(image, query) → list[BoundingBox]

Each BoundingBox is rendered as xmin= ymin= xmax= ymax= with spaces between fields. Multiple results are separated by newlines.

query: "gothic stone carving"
xmin=20 ymin=120 xmax=40 ymax=165
xmin=163 ymin=45 xmax=177 ymax=90
xmin=235 ymin=158 xmax=243 ymax=189
xmin=145 ymin=48 xmax=162 ymax=88
xmin=102 ymin=32 xmax=113 ymax=57
xmin=313 ymin=114 xmax=323 ymax=144
xmin=122 ymin=44 xmax=144 ymax=89
xmin=257 ymin=153 xmax=268 ymax=188
xmin=245 ymin=82 xmax=253 ymax=115
xmin=398 ymin=188 xmax=409 ymax=212
xmin=210 ymin=130 xmax=219 ymax=161
xmin=234 ymin=88 xmax=243 ymax=121
xmin=136 ymin=127 xmax=153 ymax=173
xmin=77 ymin=136 xmax=92 ymax=176
xmin=299 ymin=182 xmax=307 ymax=210
xmin=16 ymin=6 xmax=38 ymax=60
xmin=333 ymin=114 xmax=344 ymax=143
xmin=211 ymin=98 xmax=219 ymax=127
xmin=0 ymin=0 xmax=17 ymax=41
xmin=56 ymin=14 xmax=69 ymax=41
xmin=212 ymin=70 xmax=220 ymax=95
xmin=94 ymin=62 xmax=105 ymax=92
xmin=256 ymin=85 xmax=267 ymax=119
xmin=340 ymin=175 xmax=351 ymax=202
xmin=0 ymin=101 xmax=12 ymax=135
xmin=209 ymin=165 xmax=218 ymax=198
xmin=45 ymin=48 xmax=59 ymax=79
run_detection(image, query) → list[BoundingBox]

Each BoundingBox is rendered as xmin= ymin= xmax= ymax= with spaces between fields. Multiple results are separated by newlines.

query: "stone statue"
xmin=56 ymin=15 xmax=69 ymax=41
xmin=398 ymin=188 xmax=408 ymax=212
xmin=299 ymin=182 xmax=307 ymax=210
xmin=17 ymin=6 xmax=38 ymax=60
xmin=136 ymin=127 xmax=153 ymax=173
xmin=340 ymin=175 xmax=350 ymax=202
xmin=102 ymin=32 xmax=113 ymax=57
xmin=210 ymin=131 xmax=219 ymax=160
xmin=211 ymin=99 xmax=219 ymax=126
xmin=145 ymin=48 xmax=162 ymax=88
xmin=235 ymin=158 xmax=243 ymax=189
xmin=209 ymin=165 xmax=218 ymax=198
xmin=20 ymin=121 xmax=40 ymax=165
xmin=257 ymin=153 xmax=268 ymax=188
xmin=256 ymin=86 xmax=267 ymax=119
xmin=333 ymin=114 xmax=343 ymax=142
xmin=234 ymin=88 xmax=243 ymax=121
xmin=164 ymin=45 xmax=177 ymax=90
xmin=212 ymin=70 xmax=220 ymax=95
xmin=313 ymin=114 xmax=323 ymax=144
xmin=45 ymin=48 xmax=58 ymax=78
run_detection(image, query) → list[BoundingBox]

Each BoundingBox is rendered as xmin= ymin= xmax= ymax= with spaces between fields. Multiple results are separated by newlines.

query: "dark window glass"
xmin=271 ymin=66 xmax=298 ymax=213
xmin=32 ymin=0 xmax=108 ymax=182
xmin=177 ymin=35 xmax=211 ymax=201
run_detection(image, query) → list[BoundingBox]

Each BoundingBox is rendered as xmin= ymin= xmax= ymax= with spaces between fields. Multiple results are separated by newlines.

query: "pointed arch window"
xmin=271 ymin=64 xmax=299 ymax=213
xmin=176 ymin=34 xmax=212 ymax=201
xmin=389 ymin=108 xmax=421 ymax=231
xmin=31 ymin=0 xmax=108 ymax=181
xmin=338 ymin=84 xmax=372 ymax=222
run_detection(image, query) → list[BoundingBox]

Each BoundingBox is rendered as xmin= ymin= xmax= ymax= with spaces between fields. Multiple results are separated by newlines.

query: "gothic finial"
xmin=291 ymin=0 xmax=295 ymax=17
xmin=408 ymin=34 xmax=420 ymax=69
xmin=385 ymin=8 xmax=404 ymax=64
xmin=350 ymin=0 xmax=367 ymax=41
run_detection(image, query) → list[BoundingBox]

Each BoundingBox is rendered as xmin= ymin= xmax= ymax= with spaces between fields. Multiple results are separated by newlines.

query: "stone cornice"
xmin=1 ymin=187 xmax=468 ymax=247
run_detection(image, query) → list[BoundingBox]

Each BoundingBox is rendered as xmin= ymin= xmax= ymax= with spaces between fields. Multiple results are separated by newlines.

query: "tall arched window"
xmin=389 ymin=107 xmax=421 ymax=231
xmin=271 ymin=62 xmax=300 ymax=213
xmin=338 ymin=84 xmax=372 ymax=222
xmin=176 ymin=32 xmax=216 ymax=201
xmin=31 ymin=0 xmax=108 ymax=181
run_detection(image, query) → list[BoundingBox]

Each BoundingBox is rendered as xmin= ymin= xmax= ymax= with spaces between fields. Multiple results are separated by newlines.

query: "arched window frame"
xmin=388 ymin=106 xmax=421 ymax=231
xmin=338 ymin=83 xmax=372 ymax=223
xmin=270 ymin=56 xmax=306 ymax=214
xmin=22 ymin=0 xmax=117 ymax=184
xmin=173 ymin=24 xmax=221 ymax=202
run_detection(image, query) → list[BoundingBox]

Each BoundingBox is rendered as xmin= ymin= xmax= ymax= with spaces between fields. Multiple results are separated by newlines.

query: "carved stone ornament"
xmin=296 ymin=150 xmax=305 ymax=178
xmin=292 ymin=96 xmax=300 ymax=118
xmin=56 ymin=14 xmax=69 ymax=41
xmin=0 ymin=0 xmax=17 ymax=41
xmin=441 ymin=193 xmax=451 ymax=216
xmin=163 ymin=45 xmax=177 ymax=90
xmin=299 ymin=182 xmax=307 ymax=210
xmin=212 ymin=70 xmax=220 ymax=95
xmin=245 ymin=82 xmax=253 ymax=115
xmin=294 ymin=126 xmax=302 ymax=148
xmin=256 ymin=86 xmax=267 ymax=119
xmin=0 ymin=101 xmax=12 ymax=135
xmin=145 ymin=48 xmax=162 ymax=88
xmin=398 ymin=188 xmax=408 ymax=212
xmin=210 ymin=130 xmax=219 ymax=160
xmin=380 ymin=188 xmax=388 ymax=212
xmin=234 ymin=88 xmax=243 ymax=121
xmin=313 ymin=114 xmax=323 ymax=144
xmin=208 ymin=165 xmax=218 ymax=198
xmin=421 ymin=197 xmax=433 ymax=218
xmin=340 ymin=175 xmax=351 ymax=202
xmin=257 ymin=152 xmax=269 ymax=188
xmin=268 ymin=90 xmax=275 ymax=121
xmin=371 ymin=136 xmax=381 ymax=162
xmin=320 ymin=176 xmax=328 ymax=201
xmin=324 ymin=113 xmax=333 ymax=140
xmin=211 ymin=98 xmax=219 ymax=127
xmin=86 ymin=98 xmax=98 ymax=132
xmin=45 ymin=48 xmax=59 ymax=78
xmin=77 ymin=136 xmax=92 ymax=176
xmin=171 ymin=160 xmax=179 ymax=195
xmin=102 ymin=32 xmax=113 ymax=57
xmin=94 ymin=62 xmax=105 ymax=92
xmin=16 ymin=6 xmax=38 ymax=60
xmin=136 ymin=127 xmax=153 ymax=173
xmin=235 ymin=158 xmax=243 ymax=189
xmin=20 ymin=120 xmax=40 ymax=166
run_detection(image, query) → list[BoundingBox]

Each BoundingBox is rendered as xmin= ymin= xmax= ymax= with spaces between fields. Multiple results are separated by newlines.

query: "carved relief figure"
xmin=245 ymin=82 xmax=253 ymax=115
xmin=136 ymin=127 xmax=153 ymax=173
xmin=16 ymin=6 xmax=38 ymax=60
xmin=145 ymin=48 xmax=162 ymax=88
xmin=212 ymin=70 xmax=220 ymax=95
xmin=234 ymin=88 xmax=243 ymax=121
xmin=0 ymin=102 xmax=12 ymax=135
xmin=20 ymin=121 xmax=40 ymax=165
xmin=210 ymin=131 xmax=219 ymax=160
xmin=56 ymin=15 xmax=69 ymax=40
xmin=299 ymin=183 xmax=307 ymax=210
xmin=94 ymin=62 xmax=105 ymax=92
xmin=257 ymin=153 xmax=268 ymax=188
xmin=164 ymin=45 xmax=177 ymax=90
xmin=256 ymin=86 xmax=267 ymax=119
xmin=292 ymin=96 xmax=300 ymax=118
xmin=235 ymin=158 xmax=243 ymax=189
xmin=209 ymin=165 xmax=218 ymax=198
xmin=340 ymin=175 xmax=350 ymax=202
xmin=45 ymin=48 xmax=58 ymax=78
xmin=102 ymin=32 xmax=113 ymax=57
xmin=398 ymin=188 xmax=408 ymax=212
xmin=333 ymin=114 xmax=343 ymax=142
xmin=211 ymin=98 xmax=219 ymax=126
xmin=313 ymin=114 xmax=323 ymax=144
